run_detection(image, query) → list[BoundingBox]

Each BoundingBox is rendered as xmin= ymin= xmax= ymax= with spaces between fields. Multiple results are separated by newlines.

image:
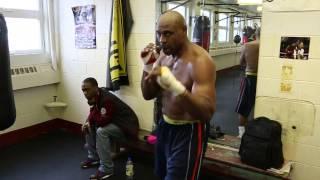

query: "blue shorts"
xmin=155 ymin=116 xmax=209 ymax=180
xmin=235 ymin=75 xmax=257 ymax=117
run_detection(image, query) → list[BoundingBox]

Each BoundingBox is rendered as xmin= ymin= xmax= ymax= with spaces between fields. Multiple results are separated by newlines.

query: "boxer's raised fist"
xmin=141 ymin=43 xmax=160 ymax=73
xmin=157 ymin=66 xmax=186 ymax=96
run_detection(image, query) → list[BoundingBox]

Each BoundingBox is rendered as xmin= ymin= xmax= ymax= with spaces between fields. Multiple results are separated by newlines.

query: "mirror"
xmin=156 ymin=0 xmax=262 ymax=139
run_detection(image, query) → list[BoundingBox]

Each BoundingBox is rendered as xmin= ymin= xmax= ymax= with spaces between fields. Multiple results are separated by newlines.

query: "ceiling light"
xmin=257 ymin=6 xmax=263 ymax=11
xmin=238 ymin=0 xmax=263 ymax=5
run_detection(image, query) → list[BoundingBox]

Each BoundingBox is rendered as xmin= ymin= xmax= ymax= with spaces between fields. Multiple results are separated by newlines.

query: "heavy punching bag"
xmin=192 ymin=16 xmax=210 ymax=51
xmin=0 ymin=13 xmax=16 ymax=130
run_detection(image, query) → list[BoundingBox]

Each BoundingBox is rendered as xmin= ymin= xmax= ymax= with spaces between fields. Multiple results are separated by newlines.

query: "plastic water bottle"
xmin=126 ymin=156 xmax=134 ymax=179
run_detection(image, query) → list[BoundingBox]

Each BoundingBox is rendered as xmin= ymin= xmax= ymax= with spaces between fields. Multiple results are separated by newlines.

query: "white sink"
xmin=44 ymin=102 xmax=67 ymax=108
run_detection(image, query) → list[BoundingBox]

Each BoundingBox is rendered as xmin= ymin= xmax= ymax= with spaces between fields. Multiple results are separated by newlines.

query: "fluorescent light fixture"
xmin=238 ymin=0 xmax=263 ymax=5
xmin=257 ymin=6 xmax=263 ymax=11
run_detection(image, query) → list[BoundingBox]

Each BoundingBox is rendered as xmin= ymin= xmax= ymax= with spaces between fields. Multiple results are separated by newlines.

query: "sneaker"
xmin=80 ymin=158 xmax=99 ymax=169
xmin=238 ymin=126 xmax=245 ymax=138
xmin=89 ymin=170 xmax=113 ymax=180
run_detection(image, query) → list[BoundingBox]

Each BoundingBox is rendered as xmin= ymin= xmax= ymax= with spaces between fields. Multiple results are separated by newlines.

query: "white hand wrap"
xmin=157 ymin=66 xmax=186 ymax=96
xmin=141 ymin=51 xmax=159 ymax=73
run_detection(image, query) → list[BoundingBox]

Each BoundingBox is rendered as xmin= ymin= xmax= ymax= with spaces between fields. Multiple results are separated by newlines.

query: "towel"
xmin=107 ymin=0 xmax=133 ymax=91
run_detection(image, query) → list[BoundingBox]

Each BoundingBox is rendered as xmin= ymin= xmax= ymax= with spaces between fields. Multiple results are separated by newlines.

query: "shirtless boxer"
xmin=140 ymin=11 xmax=216 ymax=180
xmin=235 ymin=27 xmax=260 ymax=138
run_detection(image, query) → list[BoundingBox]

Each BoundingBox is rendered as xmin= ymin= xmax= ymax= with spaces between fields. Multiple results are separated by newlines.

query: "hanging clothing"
xmin=107 ymin=0 xmax=133 ymax=91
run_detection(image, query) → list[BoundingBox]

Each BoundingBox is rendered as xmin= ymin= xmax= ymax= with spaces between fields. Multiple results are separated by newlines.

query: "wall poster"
xmin=279 ymin=37 xmax=310 ymax=60
xmin=72 ymin=5 xmax=96 ymax=49
xmin=280 ymin=81 xmax=292 ymax=93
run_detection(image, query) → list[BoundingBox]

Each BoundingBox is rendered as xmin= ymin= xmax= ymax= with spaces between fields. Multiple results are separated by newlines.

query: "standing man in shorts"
xmin=140 ymin=11 xmax=216 ymax=180
xmin=235 ymin=28 xmax=260 ymax=138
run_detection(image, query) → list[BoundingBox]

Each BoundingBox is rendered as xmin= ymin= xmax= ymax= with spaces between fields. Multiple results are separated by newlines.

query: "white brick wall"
xmin=0 ymin=85 xmax=57 ymax=134
xmin=57 ymin=0 xmax=110 ymax=124
xmin=119 ymin=0 xmax=157 ymax=130
xmin=56 ymin=0 xmax=157 ymax=130
xmin=255 ymin=0 xmax=320 ymax=179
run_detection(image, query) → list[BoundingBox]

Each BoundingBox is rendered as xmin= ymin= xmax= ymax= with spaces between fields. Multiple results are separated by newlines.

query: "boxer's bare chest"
xmin=160 ymin=56 xmax=194 ymax=119
xmin=161 ymin=56 xmax=193 ymax=90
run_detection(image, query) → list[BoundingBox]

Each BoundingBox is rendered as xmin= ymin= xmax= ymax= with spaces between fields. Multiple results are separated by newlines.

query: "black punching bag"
xmin=234 ymin=34 xmax=241 ymax=44
xmin=0 ymin=13 xmax=16 ymax=130
xmin=192 ymin=16 xmax=210 ymax=51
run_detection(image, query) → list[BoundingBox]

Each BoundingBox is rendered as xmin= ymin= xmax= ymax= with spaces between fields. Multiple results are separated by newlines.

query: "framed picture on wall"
xmin=279 ymin=36 xmax=310 ymax=60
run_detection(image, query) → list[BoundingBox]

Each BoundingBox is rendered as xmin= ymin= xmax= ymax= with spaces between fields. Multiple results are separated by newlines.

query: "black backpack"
xmin=239 ymin=117 xmax=284 ymax=169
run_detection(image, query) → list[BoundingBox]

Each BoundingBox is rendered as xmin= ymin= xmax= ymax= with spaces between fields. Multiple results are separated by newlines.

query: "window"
xmin=200 ymin=9 xmax=210 ymax=19
xmin=0 ymin=0 xmax=42 ymax=53
xmin=233 ymin=16 xmax=244 ymax=42
xmin=247 ymin=19 xmax=254 ymax=27
xmin=218 ymin=13 xmax=229 ymax=43
xmin=167 ymin=3 xmax=189 ymax=36
xmin=167 ymin=3 xmax=187 ymax=19
xmin=0 ymin=0 xmax=56 ymax=67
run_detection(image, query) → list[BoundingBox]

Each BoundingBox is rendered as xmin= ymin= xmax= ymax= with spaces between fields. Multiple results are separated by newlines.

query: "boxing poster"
xmin=279 ymin=37 xmax=310 ymax=60
xmin=72 ymin=5 xmax=96 ymax=49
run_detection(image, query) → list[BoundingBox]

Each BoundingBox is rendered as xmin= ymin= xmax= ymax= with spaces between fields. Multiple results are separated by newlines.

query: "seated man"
xmin=80 ymin=77 xmax=139 ymax=180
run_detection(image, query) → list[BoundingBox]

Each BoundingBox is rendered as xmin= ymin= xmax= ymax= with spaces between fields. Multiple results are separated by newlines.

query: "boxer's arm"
xmin=140 ymin=44 xmax=162 ymax=100
xmin=240 ymin=45 xmax=246 ymax=66
xmin=141 ymin=70 xmax=161 ymax=100
xmin=178 ymin=56 xmax=216 ymax=122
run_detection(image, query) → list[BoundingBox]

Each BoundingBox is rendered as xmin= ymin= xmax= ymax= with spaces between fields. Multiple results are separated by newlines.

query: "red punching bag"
xmin=0 ymin=13 xmax=16 ymax=130
xmin=192 ymin=16 xmax=210 ymax=51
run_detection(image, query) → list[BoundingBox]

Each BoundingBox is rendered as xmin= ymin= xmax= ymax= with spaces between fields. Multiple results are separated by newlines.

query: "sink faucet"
xmin=53 ymin=96 xmax=57 ymax=102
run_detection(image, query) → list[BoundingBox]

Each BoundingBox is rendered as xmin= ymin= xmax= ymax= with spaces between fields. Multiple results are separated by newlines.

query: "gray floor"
xmin=0 ymin=130 xmax=157 ymax=180
xmin=0 ymin=130 xmax=232 ymax=180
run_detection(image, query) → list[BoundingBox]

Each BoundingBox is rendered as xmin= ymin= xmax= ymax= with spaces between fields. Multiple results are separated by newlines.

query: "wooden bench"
xmin=203 ymin=141 xmax=291 ymax=180
xmin=111 ymin=130 xmax=154 ymax=157
xmin=124 ymin=130 xmax=154 ymax=154
xmin=115 ymin=130 xmax=291 ymax=180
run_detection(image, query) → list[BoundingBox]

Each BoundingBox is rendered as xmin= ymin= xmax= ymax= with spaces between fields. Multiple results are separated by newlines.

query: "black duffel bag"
xmin=239 ymin=117 xmax=284 ymax=169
